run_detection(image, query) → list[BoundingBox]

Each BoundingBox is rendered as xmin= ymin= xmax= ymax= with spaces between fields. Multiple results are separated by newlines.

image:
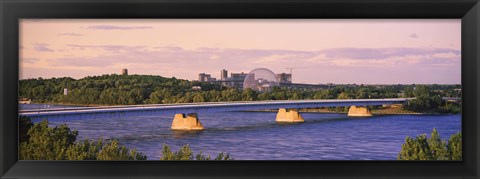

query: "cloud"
xmin=409 ymin=33 xmax=419 ymax=38
xmin=51 ymin=45 xmax=461 ymax=68
xmin=319 ymin=47 xmax=460 ymax=60
xmin=21 ymin=58 xmax=39 ymax=64
xmin=66 ymin=44 xmax=147 ymax=54
xmin=58 ymin=33 xmax=83 ymax=36
xmin=44 ymin=45 xmax=460 ymax=83
xmin=33 ymin=43 xmax=54 ymax=52
xmin=86 ymin=25 xmax=153 ymax=30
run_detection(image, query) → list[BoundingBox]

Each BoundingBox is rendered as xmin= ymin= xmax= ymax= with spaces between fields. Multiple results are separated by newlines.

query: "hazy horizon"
xmin=20 ymin=19 xmax=461 ymax=84
xmin=19 ymin=73 xmax=462 ymax=86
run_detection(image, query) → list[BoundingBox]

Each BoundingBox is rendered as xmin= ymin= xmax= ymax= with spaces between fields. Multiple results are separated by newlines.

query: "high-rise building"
xmin=221 ymin=69 xmax=228 ymax=81
xmin=198 ymin=73 xmax=211 ymax=82
xmin=121 ymin=69 xmax=128 ymax=75
xmin=276 ymin=73 xmax=292 ymax=83
xmin=230 ymin=72 xmax=248 ymax=89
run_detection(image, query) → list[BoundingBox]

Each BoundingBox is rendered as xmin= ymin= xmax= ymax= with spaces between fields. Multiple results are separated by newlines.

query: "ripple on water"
xmin=41 ymin=111 xmax=461 ymax=160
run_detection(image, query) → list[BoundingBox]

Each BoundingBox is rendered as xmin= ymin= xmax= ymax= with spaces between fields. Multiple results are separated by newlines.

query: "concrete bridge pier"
xmin=276 ymin=108 xmax=304 ymax=123
xmin=171 ymin=113 xmax=205 ymax=130
xmin=347 ymin=106 xmax=373 ymax=117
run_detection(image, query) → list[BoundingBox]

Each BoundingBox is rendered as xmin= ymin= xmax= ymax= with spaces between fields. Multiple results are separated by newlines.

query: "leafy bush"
xmin=447 ymin=131 xmax=462 ymax=160
xmin=20 ymin=120 xmax=78 ymax=160
xmin=19 ymin=117 xmax=231 ymax=161
xmin=398 ymin=128 xmax=461 ymax=160
xmin=19 ymin=116 xmax=33 ymax=143
xmin=19 ymin=118 xmax=146 ymax=160
xmin=403 ymin=85 xmax=461 ymax=114
xmin=96 ymin=140 xmax=147 ymax=160
xmin=160 ymin=144 xmax=232 ymax=160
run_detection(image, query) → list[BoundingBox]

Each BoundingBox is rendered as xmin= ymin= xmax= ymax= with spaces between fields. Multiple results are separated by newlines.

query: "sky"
xmin=20 ymin=19 xmax=461 ymax=84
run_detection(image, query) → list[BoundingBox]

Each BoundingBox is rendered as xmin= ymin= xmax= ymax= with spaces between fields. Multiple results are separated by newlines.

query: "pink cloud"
xmin=86 ymin=25 xmax=153 ymax=30
xmin=33 ymin=43 xmax=54 ymax=52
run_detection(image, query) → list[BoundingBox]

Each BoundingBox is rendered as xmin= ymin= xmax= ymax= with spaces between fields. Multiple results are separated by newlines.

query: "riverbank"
xmin=370 ymin=106 xmax=421 ymax=115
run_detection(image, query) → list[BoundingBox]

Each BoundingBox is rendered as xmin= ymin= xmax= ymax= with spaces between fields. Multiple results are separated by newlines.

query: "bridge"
xmin=20 ymin=98 xmax=410 ymax=130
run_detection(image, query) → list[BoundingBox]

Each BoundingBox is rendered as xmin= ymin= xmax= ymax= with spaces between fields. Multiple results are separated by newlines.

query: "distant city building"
xmin=198 ymin=73 xmax=217 ymax=82
xmin=121 ymin=69 xmax=128 ymax=75
xmin=220 ymin=69 xmax=229 ymax=86
xmin=198 ymin=73 xmax=212 ymax=82
xmin=243 ymin=68 xmax=279 ymax=92
xmin=198 ymin=69 xmax=247 ymax=89
xmin=197 ymin=68 xmax=330 ymax=90
xmin=230 ymin=72 xmax=248 ymax=89
xmin=63 ymin=88 xmax=68 ymax=96
xmin=276 ymin=73 xmax=292 ymax=83
xmin=221 ymin=69 xmax=228 ymax=80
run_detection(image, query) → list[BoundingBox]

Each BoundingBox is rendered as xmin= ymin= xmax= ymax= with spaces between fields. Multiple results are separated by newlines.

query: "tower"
xmin=221 ymin=69 xmax=228 ymax=81
xmin=121 ymin=69 xmax=128 ymax=75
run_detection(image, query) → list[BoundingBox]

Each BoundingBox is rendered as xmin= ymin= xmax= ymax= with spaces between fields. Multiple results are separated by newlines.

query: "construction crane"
xmin=285 ymin=67 xmax=307 ymax=83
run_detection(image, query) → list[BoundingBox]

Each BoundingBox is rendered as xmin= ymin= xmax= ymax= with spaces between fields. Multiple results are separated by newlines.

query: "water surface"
xmin=20 ymin=104 xmax=461 ymax=160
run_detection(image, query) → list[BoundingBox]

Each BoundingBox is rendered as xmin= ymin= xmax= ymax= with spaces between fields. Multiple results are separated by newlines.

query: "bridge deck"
xmin=20 ymin=98 xmax=410 ymax=121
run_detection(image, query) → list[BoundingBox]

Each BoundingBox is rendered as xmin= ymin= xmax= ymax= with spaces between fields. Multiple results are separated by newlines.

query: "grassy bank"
xmin=370 ymin=106 xmax=421 ymax=115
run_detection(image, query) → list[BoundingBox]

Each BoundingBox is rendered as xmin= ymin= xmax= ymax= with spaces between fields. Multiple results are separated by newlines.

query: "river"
xmin=20 ymin=104 xmax=461 ymax=160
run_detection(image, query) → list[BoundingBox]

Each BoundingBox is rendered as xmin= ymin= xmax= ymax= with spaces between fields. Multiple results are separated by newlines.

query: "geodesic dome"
xmin=243 ymin=68 xmax=279 ymax=92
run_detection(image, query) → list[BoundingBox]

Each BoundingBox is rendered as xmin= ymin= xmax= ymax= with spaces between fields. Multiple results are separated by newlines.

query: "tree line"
xmin=19 ymin=74 xmax=461 ymax=113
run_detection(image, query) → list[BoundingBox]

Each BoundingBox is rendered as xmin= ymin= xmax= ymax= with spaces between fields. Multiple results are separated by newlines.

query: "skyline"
xmin=20 ymin=19 xmax=461 ymax=84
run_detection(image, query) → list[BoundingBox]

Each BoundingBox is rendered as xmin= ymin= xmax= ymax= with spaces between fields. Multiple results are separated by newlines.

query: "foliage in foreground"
xmin=19 ymin=117 xmax=233 ymax=160
xmin=160 ymin=144 xmax=233 ymax=160
xmin=19 ymin=117 xmax=146 ymax=160
xmin=397 ymin=128 xmax=461 ymax=160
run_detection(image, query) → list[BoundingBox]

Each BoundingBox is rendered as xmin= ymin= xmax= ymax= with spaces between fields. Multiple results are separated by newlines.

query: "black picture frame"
xmin=1 ymin=0 xmax=479 ymax=178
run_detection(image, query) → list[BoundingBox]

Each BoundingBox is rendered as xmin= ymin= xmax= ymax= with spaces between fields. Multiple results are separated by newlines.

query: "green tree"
xmin=427 ymin=128 xmax=449 ymax=160
xmin=257 ymin=92 xmax=272 ymax=100
xmin=19 ymin=116 xmax=33 ymax=143
xmin=404 ymin=85 xmax=444 ymax=112
xmin=160 ymin=144 xmax=232 ymax=160
xmin=96 ymin=140 xmax=147 ymax=160
xmin=402 ymin=86 xmax=415 ymax=98
xmin=242 ymin=88 xmax=256 ymax=101
xmin=356 ymin=88 xmax=370 ymax=99
xmin=398 ymin=134 xmax=433 ymax=160
xmin=146 ymin=90 xmax=164 ymax=104
xmin=447 ymin=132 xmax=462 ymax=160
xmin=398 ymin=128 xmax=462 ymax=160
xmin=337 ymin=92 xmax=350 ymax=99
xmin=19 ymin=118 xmax=146 ymax=160
xmin=20 ymin=120 xmax=78 ymax=160
xmin=65 ymin=139 xmax=104 ymax=160
xmin=193 ymin=93 xmax=205 ymax=103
